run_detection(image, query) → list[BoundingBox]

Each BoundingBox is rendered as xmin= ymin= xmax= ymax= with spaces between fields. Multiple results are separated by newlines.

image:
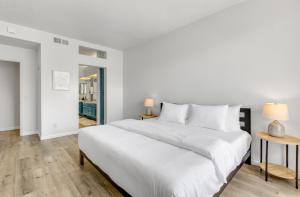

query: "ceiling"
xmin=0 ymin=0 xmax=245 ymax=50
xmin=79 ymin=65 xmax=98 ymax=78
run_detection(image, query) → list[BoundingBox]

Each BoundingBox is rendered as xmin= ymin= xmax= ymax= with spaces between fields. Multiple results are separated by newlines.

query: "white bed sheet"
xmin=78 ymin=119 xmax=251 ymax=197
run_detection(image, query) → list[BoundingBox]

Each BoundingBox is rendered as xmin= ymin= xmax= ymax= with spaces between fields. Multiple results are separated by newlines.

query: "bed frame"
xmin=79 ymin=104 xmax=251 ymax=197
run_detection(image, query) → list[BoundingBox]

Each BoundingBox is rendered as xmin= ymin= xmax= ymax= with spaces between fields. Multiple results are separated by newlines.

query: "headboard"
xmin=160 ymin=103 xmax=251 ymax=134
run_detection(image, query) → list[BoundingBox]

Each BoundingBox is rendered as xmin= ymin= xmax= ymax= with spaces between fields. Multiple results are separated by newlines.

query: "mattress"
xmin=78 ymin=119 xmax=251 ymax=197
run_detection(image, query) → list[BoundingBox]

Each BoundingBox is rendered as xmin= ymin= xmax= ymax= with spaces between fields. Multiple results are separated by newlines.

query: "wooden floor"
xmin=79 ymin=117 xmax=97 ymax=128
xmin=0 ymin=130 xmax=299 ymax=197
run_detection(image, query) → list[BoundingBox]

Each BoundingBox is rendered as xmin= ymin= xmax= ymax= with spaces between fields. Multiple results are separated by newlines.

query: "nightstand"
xmin=140 ymin=114 xmax=158 ymax=120
xmin=256 ymin=131 xmax=300 ymax=188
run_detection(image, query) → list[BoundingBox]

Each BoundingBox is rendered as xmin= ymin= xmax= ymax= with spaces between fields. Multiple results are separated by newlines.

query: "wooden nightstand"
xmin=140 ymin=114 xmax=158 ymax=120
xmin=256 ymin=131 xmax=300 ymax=188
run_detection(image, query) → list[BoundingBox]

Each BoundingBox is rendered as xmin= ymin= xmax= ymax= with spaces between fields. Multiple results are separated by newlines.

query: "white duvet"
xmin=79 ymin=119 xmax=251 ymax=197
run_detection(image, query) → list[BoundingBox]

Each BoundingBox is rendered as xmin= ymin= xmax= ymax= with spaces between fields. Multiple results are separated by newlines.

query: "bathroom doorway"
xmin=79 ymin=65 xmax=105 ymax=128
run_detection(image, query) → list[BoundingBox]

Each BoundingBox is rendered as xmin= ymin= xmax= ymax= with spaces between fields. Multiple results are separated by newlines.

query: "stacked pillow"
xmin=159 ymin=102 xmax=241 ymax=132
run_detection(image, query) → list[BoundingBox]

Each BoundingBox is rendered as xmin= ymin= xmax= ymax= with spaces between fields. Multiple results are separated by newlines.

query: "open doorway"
xmin=0 ymin=61 xmax=20 ymax=134
xmin=79 ymin=64 xmax=105 ymax=128
xmin=0 ymin=36 xmax=40 ymax=137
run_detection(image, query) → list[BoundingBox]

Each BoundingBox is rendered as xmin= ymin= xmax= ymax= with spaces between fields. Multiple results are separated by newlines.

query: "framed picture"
xmin=53 ymin=71 xmax=70 ymax=90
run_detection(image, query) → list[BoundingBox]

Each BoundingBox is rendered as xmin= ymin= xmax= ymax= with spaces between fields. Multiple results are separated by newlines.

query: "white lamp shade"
xmin=144 ymin=98 xmax=154 ymax=107
xmin=262 ymin=103 xmax=289 ymax=121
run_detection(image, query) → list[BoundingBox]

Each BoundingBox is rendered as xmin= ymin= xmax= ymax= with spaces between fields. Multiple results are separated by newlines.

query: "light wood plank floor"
xmin=0 ymin=130 xmax=299 ymax=197
xmin=79 ymin=117 xmax=97 ymax=128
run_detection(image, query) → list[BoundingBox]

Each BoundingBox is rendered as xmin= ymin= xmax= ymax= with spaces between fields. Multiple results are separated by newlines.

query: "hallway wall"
xmin=0 ymin=61 xmax=20 ymax=131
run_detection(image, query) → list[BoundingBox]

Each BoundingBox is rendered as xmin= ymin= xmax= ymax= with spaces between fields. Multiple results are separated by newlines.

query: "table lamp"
xmin=144 ymin=98 xmax=154 ymax=115
xmin=262 ymin=103 xmax=289 ymax=137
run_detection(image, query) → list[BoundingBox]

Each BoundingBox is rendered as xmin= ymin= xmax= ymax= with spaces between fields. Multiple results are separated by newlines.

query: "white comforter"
xmin=111 ymin=119 xmax=239 ymax=183
xmin=79 ymin=119 xmax=251 ymax=197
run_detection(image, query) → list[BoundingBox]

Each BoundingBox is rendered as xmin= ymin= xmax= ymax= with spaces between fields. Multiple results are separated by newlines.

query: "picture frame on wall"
xmin=53 ymin=70 xmax=70 ymax=91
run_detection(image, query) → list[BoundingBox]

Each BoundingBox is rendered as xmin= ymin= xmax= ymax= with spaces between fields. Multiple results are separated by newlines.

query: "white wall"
xmin=0 ymin=20 xmax=123 ymax=140
xmin=124 ymin=0 xmax=300 ymax=174
xmin=0 ymin=44 xmax=38 ymax=135
xmin=0 ymin=61 xmax=20 ymax=131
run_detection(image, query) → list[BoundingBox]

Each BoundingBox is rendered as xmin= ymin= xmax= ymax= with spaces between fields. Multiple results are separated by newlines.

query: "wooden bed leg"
xmin=80 ymin=151 xmax=84 ymax=166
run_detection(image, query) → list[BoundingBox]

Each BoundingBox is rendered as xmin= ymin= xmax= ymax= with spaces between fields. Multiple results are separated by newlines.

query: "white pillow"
xmin=159 ymin=102 xmax=189 ymax=124
xmin=226 ymin=105 xmax=241 ymax=132
xmin=188 ymin=104 xmax=229 ymax=131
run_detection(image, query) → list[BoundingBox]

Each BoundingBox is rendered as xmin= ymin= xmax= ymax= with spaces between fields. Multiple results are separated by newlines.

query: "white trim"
xmin=20 ymin=130 xmax=38 ymax=136
xmin=252 ymin=159 xmax=259 ymax=166
xmin=0 ymin=126 xmax=19 ymax=132
xmin=40 ymin=130 xmax=79 ymax=140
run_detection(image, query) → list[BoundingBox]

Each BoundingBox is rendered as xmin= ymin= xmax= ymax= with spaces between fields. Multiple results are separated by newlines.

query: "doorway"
xmin=79 ymin=65 xmax=105 ymax=128
xmin=0 ymin=36 xmax=40 ymax=137
xmin=0 ymin=61 xmax=20 ymax=133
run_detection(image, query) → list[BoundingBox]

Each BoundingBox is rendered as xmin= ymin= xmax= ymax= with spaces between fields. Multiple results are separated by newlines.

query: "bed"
xmin=78 ymin=105 xmax=251 ymax=197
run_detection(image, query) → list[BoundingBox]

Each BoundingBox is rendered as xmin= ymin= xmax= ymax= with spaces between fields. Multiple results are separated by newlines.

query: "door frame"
xmin=97 ymin=67 xmax=106 ymax=125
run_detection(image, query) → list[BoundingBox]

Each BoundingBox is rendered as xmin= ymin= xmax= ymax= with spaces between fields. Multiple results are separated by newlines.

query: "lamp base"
xmin=145 ymin=108 xmax=152 ymax=116
xmin=268 ymin=120 xmax=285 ymax=137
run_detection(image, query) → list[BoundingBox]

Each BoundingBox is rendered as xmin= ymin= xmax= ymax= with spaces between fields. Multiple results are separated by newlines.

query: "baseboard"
xmin=40 ymin=130 xmax=79 ymax=140
xmin=0 ymin=126 xmax=19 ymax=132
xmin=251 ymin=160 xmax=260 ymax=166
xmin=20 ymin=130 xmax=38 ymax=136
